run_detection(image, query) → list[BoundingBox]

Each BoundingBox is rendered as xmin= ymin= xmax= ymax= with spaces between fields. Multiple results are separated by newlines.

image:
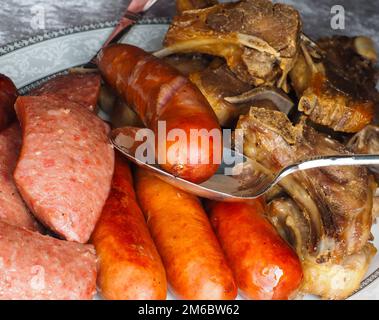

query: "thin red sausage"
xmin=207 ymin=200 xmax=303 ymax=300
xmin=97 ymin=44 xmax=222 ymax=183
xmin=0 ymin=74 xmax=17 ymax=131
xmin=0 ymin=123 xmax=40 ymax=231
xmin=91 ymin=154 xmax=167 ymax=300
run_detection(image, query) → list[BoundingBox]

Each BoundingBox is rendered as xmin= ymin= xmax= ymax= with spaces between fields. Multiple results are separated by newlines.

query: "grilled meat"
xmin=189 ymin=60 xmax=294 ymax=126
xmin=162 ymin=54 xmax=210 ymax=76
xmin=237 ymin=107 xmax=375 ymax=261
xmin=189 ymin=62 xmax=252 ymax=126
xmin=157 ymin=0 xmax=301 ymax=90
xmin=268 ymin=197 xmax=376 ymax=300
xmin=290 ymin=36 xmax=378 ymax=132
xmin=348 ymin=125 xmax=379 ymax=155
xmin=176 ymin=0 xmax=218 ymax=14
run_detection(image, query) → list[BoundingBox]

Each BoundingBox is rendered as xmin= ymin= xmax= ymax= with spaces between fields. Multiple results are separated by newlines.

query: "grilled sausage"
xmin=91 ymin=154 xmax=167 ymax=300
xmin=14 ymin=95 xmax=114 ymax=243
xmin=0 ymin=220 xmax=97 ymax=300
xmin=135 ymin=168 xmax=237 ymax=300
xmin=97 ymin=44 xmax=222 ymax=183
xmin=0 ymin=74 xmax=17 ymax=131
xmin=207 ymin=200 xmax=303 ymax=300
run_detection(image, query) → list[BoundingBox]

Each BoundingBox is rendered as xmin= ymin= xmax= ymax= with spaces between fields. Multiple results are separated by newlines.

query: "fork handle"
xmin=276 ymin=154 xmax=379 ymax=182
xmin=296 ymin=154 xmax=379 ymax=171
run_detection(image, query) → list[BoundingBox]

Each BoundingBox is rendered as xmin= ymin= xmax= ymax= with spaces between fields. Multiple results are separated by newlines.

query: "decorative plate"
xmin=0 ymin=18 xmax=377 ymax=300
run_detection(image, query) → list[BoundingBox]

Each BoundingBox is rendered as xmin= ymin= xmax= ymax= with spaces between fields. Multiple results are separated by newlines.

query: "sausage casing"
xmin=91 ymin=154 xmax=167 ymax=300
xmin=135 ymin=168 xmax=237 ymax=300
xmin=97 ymin=44 xmax=222 ymax=183
xmin=207 ymin=200 xmax=303 ymax=300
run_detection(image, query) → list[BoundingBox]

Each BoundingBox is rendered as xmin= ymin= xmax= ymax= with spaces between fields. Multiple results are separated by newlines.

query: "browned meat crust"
xmin=189 ymin=62 xmax=252 ymax=126
xmin=162 ymin=0 xmax=301 ymax=89
xmin=290 ymin=36 xmax=378 ymax=132
xmin=176 ymin=0 xmax=218 ymax=14
xmin=237 ymin=107 xmax=375 ymax=261
xmin=267 ymin=197 xmax=376 ymax=300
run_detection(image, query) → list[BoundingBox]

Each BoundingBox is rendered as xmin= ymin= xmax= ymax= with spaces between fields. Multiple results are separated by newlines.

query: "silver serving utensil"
xmin=111 ymin=133 xmax=379 ymax=201
xmin=82 ymin=0 xmax=160 ymax=68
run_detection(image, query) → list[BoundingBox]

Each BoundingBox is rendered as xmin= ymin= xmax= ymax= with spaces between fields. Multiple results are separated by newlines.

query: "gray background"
xmin=0 ymin=0 xmax=378 ymax=48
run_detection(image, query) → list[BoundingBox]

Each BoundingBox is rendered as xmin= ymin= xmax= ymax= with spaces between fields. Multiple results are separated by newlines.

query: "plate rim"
xmin=0 ymin=17 xmax=171 ymax=57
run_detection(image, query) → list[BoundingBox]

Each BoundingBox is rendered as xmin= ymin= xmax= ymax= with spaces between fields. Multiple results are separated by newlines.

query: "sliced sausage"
xmin=0 ymin=123 xmax=39 ymax=231
xmin=0 ymin=220 xmax=97 ymax=300
xmin=14 ymin=95 xmax=114 ymax=243
xmin=30 ymin=73 xmax=101 ymax=112
xmin=0 ymin=74 xmax=17 ymax=131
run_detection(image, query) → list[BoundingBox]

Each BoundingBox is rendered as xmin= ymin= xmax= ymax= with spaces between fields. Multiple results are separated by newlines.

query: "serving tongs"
xmin=112 ymin=130 xmax=379 ymax=201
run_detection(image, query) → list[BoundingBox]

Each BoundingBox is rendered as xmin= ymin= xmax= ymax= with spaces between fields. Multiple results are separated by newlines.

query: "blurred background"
xmin=0 ymin=0 xmax=378 ymax=48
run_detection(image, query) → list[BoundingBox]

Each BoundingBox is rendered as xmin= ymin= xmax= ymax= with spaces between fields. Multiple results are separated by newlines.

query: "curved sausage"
xmin=135 ymin=168 xmax=237 ymax=300
xmin=97 ymin=44 xmax=222 ymax=183
xmin=0 ymin=123 xmax=40 ymax=231
xmin=207 ymin=200 xmax=303 ymax=300
xmin=0 ymin=74 xmax=17 ymax=131
xmin=30 ymin=73 xmax=101 ymax=112
xmin=91 ymin=154 xmax=167 ymax=300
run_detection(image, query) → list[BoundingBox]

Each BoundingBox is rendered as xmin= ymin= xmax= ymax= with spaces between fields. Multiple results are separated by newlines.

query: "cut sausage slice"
xmin=0 ymin=123 xmax=39 ymax=231
xmin=0 ymin=220 xmax=97 ymax=300
xmin=30 ymin=73 xmax=101 ymax=112
xmin=14 ymin=95 xmax=114 ymax=243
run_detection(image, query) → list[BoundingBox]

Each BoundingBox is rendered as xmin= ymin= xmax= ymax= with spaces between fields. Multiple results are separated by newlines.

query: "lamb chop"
xmin=290 ymin=36 xmax=378 ymax=133
xmin=156 ymin=0 xmax=301 ymax=91
xmin=267 ymin=197 xmax=376 ymax=300
xmin=237 ymin=107 xmax=375 ymax=262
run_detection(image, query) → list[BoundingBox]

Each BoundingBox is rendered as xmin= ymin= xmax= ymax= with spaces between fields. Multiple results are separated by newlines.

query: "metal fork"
xmin=82 ymin=0 xmax=160 ymax=68
xmin=112 ymin=134 xmax=379 ymax=201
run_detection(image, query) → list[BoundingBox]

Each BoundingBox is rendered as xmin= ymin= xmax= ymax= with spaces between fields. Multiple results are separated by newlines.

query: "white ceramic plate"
xmin=0 ymin=19 xmax=378 ymax=300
